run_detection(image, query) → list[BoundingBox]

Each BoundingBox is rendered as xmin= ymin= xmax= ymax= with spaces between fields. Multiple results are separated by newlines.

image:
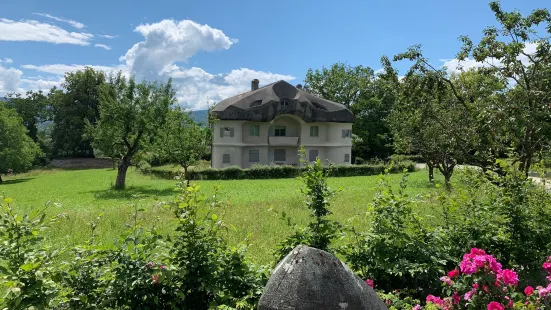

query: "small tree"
xmin=88 ymin=73 xmax=175 ymax=190
xmin=275 ymin=149 xmax=339 ymax=260
xmin=0 ymin=103 xmax=41 ymax=183
xmin=155 ymin=107 xmax=208 ymax=180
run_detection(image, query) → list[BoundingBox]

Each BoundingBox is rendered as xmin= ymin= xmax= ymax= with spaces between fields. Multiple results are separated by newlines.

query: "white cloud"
xmin=94 ymin=44 xmax=112 ymax=50
xmin=0 ymin=64 xmax=23 ymax=94
xmin=33 ymin=13 xmax=85 ymax=29
xmin=98 ymin=34 xmax=117 ymax=39
xmin=121 ymin=19 xmax=236 ymax=79
xmin=0 ymin=58 xmax=13 ymax=64
xmin=441 ymin=42 xmax=538 ymax=75
xmin=22 ymin=64 xmax=125 ymax=76
xmin=8 ymin=18 xmax=295 ymax=109
xmin=168 ymin=67 xmax=295 ymax=110
xmin=0 ymin=18 xmax=93 ymax=45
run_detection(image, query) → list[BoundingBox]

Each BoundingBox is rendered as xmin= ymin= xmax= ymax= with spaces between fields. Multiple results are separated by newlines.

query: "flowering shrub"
xmin=420 ymin=249 xmax=551 ymax=309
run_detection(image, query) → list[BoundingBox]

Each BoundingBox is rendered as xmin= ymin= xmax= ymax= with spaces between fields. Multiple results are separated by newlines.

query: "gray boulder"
xmin=258 ymin=245 xmax=387 ymax=310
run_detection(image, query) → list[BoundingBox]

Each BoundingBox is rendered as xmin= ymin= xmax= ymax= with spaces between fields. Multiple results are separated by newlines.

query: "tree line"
xmin=0 ymin=69 xmax=208 ymax=188
xmin=305 ymin=1 xmax=551 ymax=186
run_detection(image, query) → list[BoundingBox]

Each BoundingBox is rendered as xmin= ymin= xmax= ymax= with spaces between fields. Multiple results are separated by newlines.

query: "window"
xmin=249 ymin=149 xmax=260 ymax=162
xmin=250 ymin=100 xmax=262 ymax=107
xmin=309 ymin=149 xmax=319 ymax=162
xmin=274 ymin=149 xmax=286 ymax=162
xmin=342 ymin=129 xmax=351 ymax=138
xmin=344 ymin=154 xmax=350 ymax=163
xmin=220 ymin=127 xmax=234 ymax=137
xmin=280 ymin=100 xmax=290 ymax=107
xmin=310 ymin=126 xmax=319 ymax=137
xmin=222 ymin=154 xmax=230 ymax=164
xmin=274 ymin=126 xmax=286 ymax=137
xmin=249 ymin=125 xmax=260 ymax=136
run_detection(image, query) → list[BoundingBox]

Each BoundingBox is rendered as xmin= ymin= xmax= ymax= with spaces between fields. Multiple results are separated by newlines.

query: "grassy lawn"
xmin=0 ymin=167 xmax=445 ymax=264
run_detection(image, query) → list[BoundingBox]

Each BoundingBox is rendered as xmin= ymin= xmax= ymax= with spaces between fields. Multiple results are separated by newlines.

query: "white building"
xmin=210 ymin=79 xmax=355 ymax=168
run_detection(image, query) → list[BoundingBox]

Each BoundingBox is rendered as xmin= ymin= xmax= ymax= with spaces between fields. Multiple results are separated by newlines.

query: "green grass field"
xmin=0 ymin=167 xmax=445 ymax=264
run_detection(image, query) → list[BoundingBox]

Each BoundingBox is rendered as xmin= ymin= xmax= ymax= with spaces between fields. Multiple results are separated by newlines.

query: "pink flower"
xmin=489 ymin=258 xmax=502 ymax=273
xmin=412 ymin=305 xmax=421 ymax=310
xmin=440 ymin=276 xmax=453 ymax=286
xmin=543 ymin=262 xmax=551 ymax=273
xmin=426 ymin=295 xmax=445 ymax=306
xmin=505 ymin=296 xmax=513 ymax=308
xmin=538 ymin=284 xmax=551 ymax=297
xmin=460 ymin=260 xmax=477 ymax=274
xmin=447 ymin=269 xmax=460 ymax=278
xmin=464 ymin=290 xmax=474 ymax=301
xmin=470 ymin=248 xmax=486 ymax=255
xmin=151 ymin=274 xmax=159 ymax=284
xmin=365 ymin=279 xmax=374 ymax=288
xmin=472 ymin=283 xmax=479 ymax=290
xmin=159 ymin=265 xmax=167 ymax=269
xmin=482 ymin=285 xmax=489 ymax=293
xmin=452 ymin=292 xmax=461 ymax=305
xmin=147 ymin=261 xmax=154 ymax=268
xmin=385 ymin=299 xmax=392 ymax=306
xmin=487 ymin=301 xmax=504 ymax=310
xmin=524 ymin=286 xmax=535 ymax=296
xmin=497 ymin=269 xmax=519 ymax=286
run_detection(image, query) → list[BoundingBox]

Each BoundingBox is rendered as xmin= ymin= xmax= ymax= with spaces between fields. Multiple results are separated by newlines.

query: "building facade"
xmin=210 ymin=80 xmax=355 ymax=168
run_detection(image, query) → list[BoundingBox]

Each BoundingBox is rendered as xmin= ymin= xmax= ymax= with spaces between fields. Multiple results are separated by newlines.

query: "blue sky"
xmin=0 ymin=0 xmax=548 ymax=109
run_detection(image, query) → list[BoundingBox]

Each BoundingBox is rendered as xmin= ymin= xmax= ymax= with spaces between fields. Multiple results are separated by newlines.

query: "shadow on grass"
xmin=0 ymin=178 xmax=34 ymax=185
xmin=90 ymin=186 xmax=176 ymax=200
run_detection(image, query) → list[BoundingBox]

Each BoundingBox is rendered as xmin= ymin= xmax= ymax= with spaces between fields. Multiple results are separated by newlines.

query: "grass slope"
xmin=0 ymin=167 xmax=444 ymax=264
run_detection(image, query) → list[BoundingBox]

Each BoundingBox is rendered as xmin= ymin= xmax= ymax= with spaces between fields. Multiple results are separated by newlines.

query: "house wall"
xmin=212 ymin=119 xmax=353 ymax=168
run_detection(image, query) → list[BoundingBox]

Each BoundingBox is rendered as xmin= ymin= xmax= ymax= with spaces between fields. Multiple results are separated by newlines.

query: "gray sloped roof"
xmin=211 ymin=80 xmax=355 ymax=123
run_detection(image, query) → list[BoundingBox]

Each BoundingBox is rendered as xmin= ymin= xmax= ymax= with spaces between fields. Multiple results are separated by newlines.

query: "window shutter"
xmin=342 ymin=129 xmax=345 ymax=138
xmin=220 ymin=127 xmax=224 ymax=137
xmin=230 ymin=128 xmax=234 ymax=137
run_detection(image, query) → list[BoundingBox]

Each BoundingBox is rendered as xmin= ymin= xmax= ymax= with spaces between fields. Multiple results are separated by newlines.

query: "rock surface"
xmin=258 ymin=245 xmax=387 ymax=310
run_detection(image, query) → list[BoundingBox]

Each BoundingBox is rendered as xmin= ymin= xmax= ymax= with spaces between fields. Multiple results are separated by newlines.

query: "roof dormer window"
xmin=312 ymin=102 xmax=328 ymax=110
xmin=280 ymin=100 xmax=290 ymax=107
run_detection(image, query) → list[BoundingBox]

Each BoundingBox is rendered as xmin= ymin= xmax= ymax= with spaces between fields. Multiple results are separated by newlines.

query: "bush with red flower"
xmin=416 ymin=249 xmax=551 ymax=309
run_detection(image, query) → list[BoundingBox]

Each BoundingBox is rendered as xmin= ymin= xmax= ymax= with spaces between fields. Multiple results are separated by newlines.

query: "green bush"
xmin=0 ymin=183 xmax=267 ymax=309
xmin=142 ymin=161 xmax=416 ymax=181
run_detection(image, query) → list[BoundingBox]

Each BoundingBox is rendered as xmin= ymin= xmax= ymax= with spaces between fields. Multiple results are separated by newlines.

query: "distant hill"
xmin=190 ymin=109 xmax=208 ymax=125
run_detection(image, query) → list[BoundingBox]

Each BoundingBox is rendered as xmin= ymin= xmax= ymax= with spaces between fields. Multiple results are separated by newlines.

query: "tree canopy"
xmin=88 ymin=73 xmax=175 ymax=189
xmin=51 ymin=67 xmax=106 ymax=157
xmin=0 ymin=103 xmax=41 ymax=183
xmin=155 ymin=107 xmax=209 ymax=180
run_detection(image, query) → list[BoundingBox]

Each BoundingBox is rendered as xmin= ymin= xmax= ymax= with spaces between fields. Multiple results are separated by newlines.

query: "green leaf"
xmin=211 ymin=214 xmax=218 ymax=221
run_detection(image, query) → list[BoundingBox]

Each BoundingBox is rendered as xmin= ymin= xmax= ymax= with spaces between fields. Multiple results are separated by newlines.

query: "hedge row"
xmin=142 ymin=161 xmax=416 ymax=181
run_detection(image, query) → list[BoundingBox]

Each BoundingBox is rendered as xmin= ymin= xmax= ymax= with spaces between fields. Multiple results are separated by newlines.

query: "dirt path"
xmin=48 ymin=158 xmax=115 ymax=169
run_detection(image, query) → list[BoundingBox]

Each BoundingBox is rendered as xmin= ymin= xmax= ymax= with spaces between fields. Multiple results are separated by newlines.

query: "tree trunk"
xmin=0 ymin=175 xmax=3 ymax=183
xmin=427 ymin=163 xmax=435 ymax=183
xmin=115 ymin=159 xmax=130 ymax=190
xmin=183 ymin=166 xmax=188 ymax=181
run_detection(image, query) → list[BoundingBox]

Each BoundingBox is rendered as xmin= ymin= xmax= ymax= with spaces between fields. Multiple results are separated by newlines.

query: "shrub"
xmin=0 ymin=197 xmax=65 ymax=309
xmin=420 ymin=249 xmax=551 ymax=309
xmin=341 ymin=171 xmax=453 ymax=297
xmin=274 ymin=153 xmax=340 ymax=261
xmin=143 ymin=161 xmax=416 ymax=181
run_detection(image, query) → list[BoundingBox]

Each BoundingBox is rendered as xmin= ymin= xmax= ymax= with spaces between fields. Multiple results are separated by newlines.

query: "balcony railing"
xmin=269 ymin=136 xmax=299 ymax=146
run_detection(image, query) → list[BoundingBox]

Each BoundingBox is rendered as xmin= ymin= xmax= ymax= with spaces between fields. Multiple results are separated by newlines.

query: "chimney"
xmin=296 ymin=84 xmax=303 ymax=90
xmin=251 ymin=79 xmax=259 ymax=91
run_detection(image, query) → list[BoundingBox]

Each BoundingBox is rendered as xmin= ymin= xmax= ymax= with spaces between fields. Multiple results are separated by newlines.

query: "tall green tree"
xmin=155 ymin=107 xmax=208 ymax=180
xmin=389 ymin=69 xmax=474 ymax=186
xmin=5 ymin=91 xmax=51 ymax=142
xmin=88 ymin=73 xmax=175 ymax=190
xmin=394 ymin=1 xmax=551 ymax=176
xmin=304 ymin=62 xmax=394 ymax=160
xmin=0 ymin=103 xmax=41 ymax=183
xmin=51 ymin=67 xmax=106 ymax=157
